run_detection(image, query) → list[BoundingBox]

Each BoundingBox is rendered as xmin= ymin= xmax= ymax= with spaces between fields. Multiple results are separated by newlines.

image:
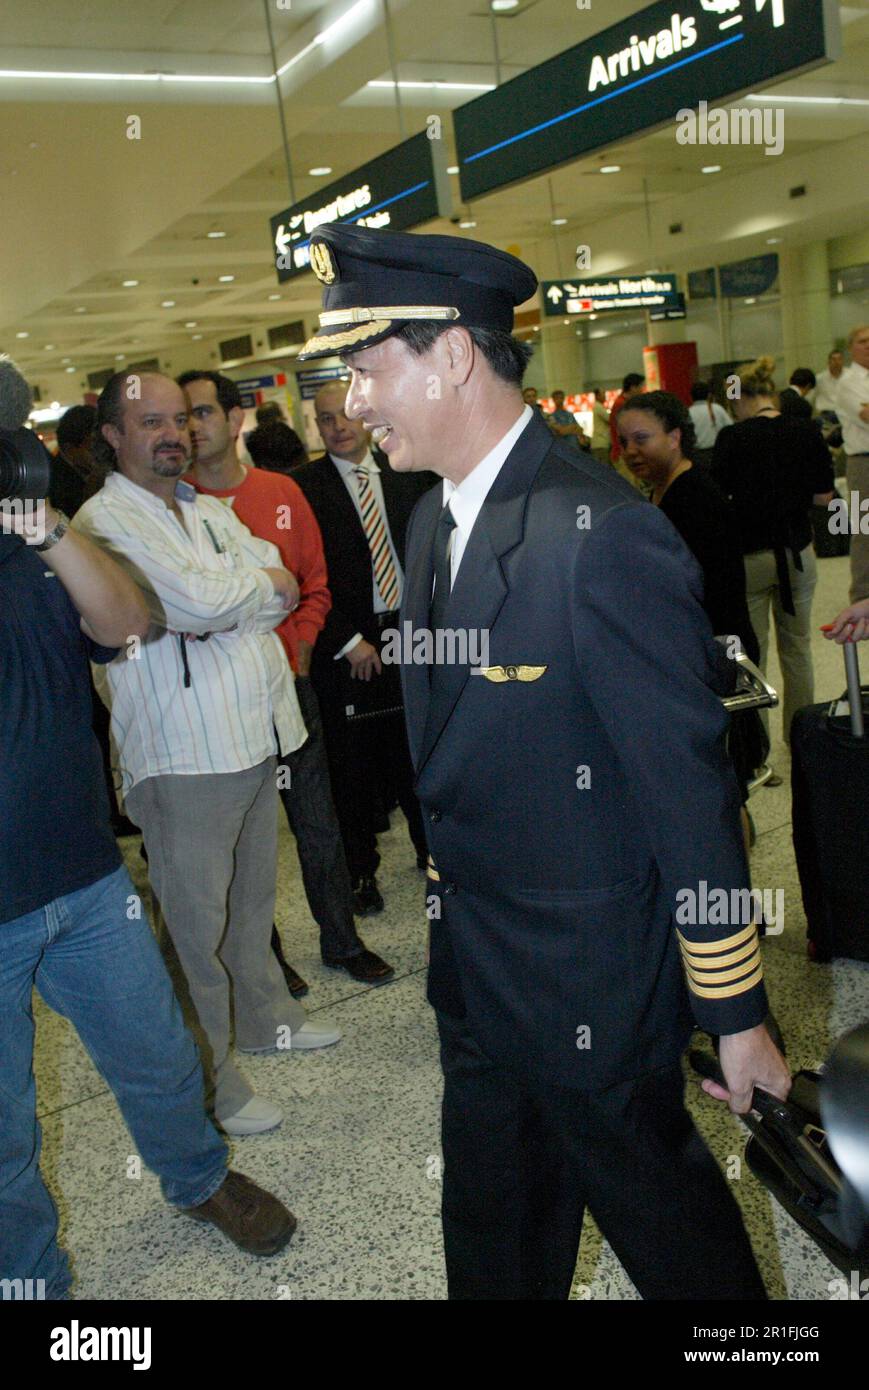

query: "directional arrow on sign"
xmin=274 ymin=224 xmax=292 ymax=257
xmin=547 ymin=285 xmax=564 ymax=303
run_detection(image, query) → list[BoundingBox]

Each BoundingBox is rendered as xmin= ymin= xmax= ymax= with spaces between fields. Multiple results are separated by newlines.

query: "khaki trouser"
xmin=743 ymin=544 xmax=818 ymax=742
xmin=846 ymin=454 xmax=869 ymax=602
xmin=127 ymin=758 xmax=306 ymax=1121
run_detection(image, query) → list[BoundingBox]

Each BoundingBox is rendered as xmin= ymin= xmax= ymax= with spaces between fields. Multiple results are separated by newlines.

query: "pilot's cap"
xmin=298 ymin=222 xmax=538 ymax=360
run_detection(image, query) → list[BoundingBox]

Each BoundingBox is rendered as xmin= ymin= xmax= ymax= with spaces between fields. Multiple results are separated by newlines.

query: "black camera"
xmin=0 ymin=427 xmax=52 ymax=503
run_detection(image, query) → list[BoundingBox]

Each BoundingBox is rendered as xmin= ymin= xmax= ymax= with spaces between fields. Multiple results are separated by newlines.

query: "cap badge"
xmin=310 ymin=240 xmax=338 ymax=286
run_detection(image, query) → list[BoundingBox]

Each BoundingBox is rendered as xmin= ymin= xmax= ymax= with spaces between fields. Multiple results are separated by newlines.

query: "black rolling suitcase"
xmin=791 ymin=643 xmax=869 ymax=962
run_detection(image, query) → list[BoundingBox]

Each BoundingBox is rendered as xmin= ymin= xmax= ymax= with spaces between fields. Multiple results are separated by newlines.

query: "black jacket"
xmin=400 ymin=413 xmax=767 ymax=1090
xmin=292 ymin=450 xmax=437 ymax=672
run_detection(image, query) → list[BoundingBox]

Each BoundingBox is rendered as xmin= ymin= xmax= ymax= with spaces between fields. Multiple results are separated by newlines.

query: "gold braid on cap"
xmin=318 ymin=306 xmax=461 ymax=326
xmin=300 ymin=321 xmax=393 ymax=356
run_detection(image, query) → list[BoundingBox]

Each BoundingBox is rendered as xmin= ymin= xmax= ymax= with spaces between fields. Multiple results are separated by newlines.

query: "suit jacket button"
xmin=444 ymin=883 xmax=456 ymax=895
xmin=430 ymin=810 xmax=442 ymax=823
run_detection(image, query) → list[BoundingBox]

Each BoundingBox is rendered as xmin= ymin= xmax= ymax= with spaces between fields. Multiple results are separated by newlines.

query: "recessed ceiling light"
xmin=589 ymin=314 xmax=597 ymax=321
xmin=551 ymin=217 xmax=567 ymax=226
xmin=766 ymin=237 xmax=782 ymax=244
xmin=702 ymin=164 xmax=722 ymax=174
xmin=206 ymin=230 xmax=226 ymax=239
xmin=744 ymin=297 xmax=757 ymax=305
xmin=44 ymin=343 xmax=55 ymax=350
xmin=115 ymin=353 xmax=125 ymax=360
xmin=16 ymin=331 xmax=28 ymax=338
xmin=459 ymin=219 xmax=476 ymax=228
xmin=533 ymin=326 xmax=539 ymax=332
xmin=61 ymin=357 xmax=70 ymax=363
xmin=447 ymin=165 xmax=459 ymax=175
xmin=185 ymin=321 xmax=197 ymax=328
xmin=65 ymin=366 xmax=76 ymax=373
xmin=308 ymin=166 xmax=332 ymax=176
xmin=161 ymin=299 xmax=176 ymax=307
xmin=191 ymin=333 xmax=203 ymax=340
xmin=218 ymin=275 xmax=235 ymax=283
xmin=74 ymin=306 xmax=87 ymax=313
xmin=122 ymin=279 xmax=139 ymax=287
xmin=600 ymin=165 xmax=621 ymax=174
xmin=268 ymin=293 xmax=281 ymax=301
xmin=491 ymin=0 xmax=519 ymax=10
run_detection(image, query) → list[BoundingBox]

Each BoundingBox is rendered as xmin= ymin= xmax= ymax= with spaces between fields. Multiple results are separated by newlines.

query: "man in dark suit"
xmin=298 ymin=222 xmax=791 ymax=1301
xmin=292 ymin=381 xmax=433 ymax=914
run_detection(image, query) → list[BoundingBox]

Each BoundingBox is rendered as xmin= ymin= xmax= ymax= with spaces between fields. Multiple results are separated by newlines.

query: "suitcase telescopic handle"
xmin=843 ymin=642 xmax=865 ymax=739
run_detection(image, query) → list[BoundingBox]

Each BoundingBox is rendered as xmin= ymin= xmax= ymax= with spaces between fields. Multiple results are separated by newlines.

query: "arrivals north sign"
xmin=543 ymin=274 xmax=680 ymax=316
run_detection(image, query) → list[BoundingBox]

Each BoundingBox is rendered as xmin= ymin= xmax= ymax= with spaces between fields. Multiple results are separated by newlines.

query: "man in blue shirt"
xmin=0 ymin=497 xmax=296 ymax=1300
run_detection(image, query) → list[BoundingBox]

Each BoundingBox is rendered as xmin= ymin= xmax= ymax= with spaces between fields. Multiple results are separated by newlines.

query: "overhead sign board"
xmin=543 ymin=273 xmax=679 ymax=316
xmin=454 ymin=0 xmax=840 ymax=202
xmin=270 ymin=131 xmax=452 ymax=283
xmin=649 ymin=293 xmax=687 ymax=321
xmin=233 ymin=371 xmax=287 ymax=410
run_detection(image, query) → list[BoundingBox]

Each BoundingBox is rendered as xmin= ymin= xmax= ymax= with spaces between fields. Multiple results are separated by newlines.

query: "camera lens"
xmin=0 ymin=427 xmax=53 ymax=503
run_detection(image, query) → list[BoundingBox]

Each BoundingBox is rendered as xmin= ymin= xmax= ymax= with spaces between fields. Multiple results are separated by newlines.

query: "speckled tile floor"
xmin=33 ymin=552 xmax=868 ymax=1301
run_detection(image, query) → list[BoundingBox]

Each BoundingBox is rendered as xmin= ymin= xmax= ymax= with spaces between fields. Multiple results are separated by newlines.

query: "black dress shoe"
xmin=323 ymin=948 xmax=394 ymax=985
xmin=353 ymin=877 xmax=384 ymax=916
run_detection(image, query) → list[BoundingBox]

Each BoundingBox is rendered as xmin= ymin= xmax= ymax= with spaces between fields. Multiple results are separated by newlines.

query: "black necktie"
xmin=429 ymin=502 xmax=457 ymax=638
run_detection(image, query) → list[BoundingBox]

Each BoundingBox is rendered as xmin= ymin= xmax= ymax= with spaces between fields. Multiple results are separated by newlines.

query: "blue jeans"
xmin=0 ymin=865 xmax=227 ymax=1300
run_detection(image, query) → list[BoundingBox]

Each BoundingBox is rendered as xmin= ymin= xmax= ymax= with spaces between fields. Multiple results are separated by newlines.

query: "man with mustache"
xmin=73 ymin=372 xmax=342 ymax=1140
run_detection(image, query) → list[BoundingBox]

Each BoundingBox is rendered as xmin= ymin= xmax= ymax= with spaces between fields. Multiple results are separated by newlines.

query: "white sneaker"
xmin=220 ymin=1097 xmax=283 ymax=1136
xmin=289 ymin=1018 xmax=343 ymax=1050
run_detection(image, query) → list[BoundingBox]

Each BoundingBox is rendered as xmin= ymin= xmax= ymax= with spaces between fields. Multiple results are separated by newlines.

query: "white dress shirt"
xmin=73 ymin=471 xmax=306 ymax=794
xmin=330 ymin=448 xmax=405 ymax=659
xmin=688 ymin=400 xmax=731 ymax=449
xmin=836 ymin=363 xmax=869 ymax=455
xmin=441 ymin=405 xmax=533 ymax=587
xmin=814 ymin=369 xmax=843 ymax=416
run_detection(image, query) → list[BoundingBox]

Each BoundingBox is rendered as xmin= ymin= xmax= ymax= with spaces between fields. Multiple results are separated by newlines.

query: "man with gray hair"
xmin=837 ymin=326 xmax=869 ymax=600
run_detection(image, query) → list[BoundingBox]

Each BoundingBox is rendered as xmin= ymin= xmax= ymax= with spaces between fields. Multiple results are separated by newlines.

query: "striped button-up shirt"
xmin=73 ymin=471 xmax=306 ymax=794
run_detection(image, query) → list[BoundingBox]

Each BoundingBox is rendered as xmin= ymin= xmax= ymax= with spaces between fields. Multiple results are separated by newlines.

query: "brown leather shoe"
xmin=180 ymin=1170 xmax=297 ymax=1255
xmin=323 ymin=947 xmax=394 ymax=985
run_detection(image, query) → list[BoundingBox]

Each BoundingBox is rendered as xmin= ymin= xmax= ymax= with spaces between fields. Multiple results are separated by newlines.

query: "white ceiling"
xmin=2 ymin=0 xmax=869 ymax=395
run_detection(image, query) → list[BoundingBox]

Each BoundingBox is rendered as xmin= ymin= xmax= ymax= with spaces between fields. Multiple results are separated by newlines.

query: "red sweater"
xmin=193 ymin=467 xmax=331 ymax=673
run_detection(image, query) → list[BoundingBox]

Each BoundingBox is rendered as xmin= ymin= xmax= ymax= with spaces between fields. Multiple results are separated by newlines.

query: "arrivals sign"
xmin=454 ymin=0 xmax=840 ymax=202
xmin=270 ymin=131 xmax=452 ymax=283
xmin=543 ymin=273 xmax=679 ymax=316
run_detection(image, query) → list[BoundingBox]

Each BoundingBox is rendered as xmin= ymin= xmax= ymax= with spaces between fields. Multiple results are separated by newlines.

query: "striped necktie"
xmin=353 ymin=465 xmax=400 ymax=610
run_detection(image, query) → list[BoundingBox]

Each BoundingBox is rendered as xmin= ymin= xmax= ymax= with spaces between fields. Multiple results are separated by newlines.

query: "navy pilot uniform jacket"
xmin=400 ymin=411 xmax=768 ymax=1091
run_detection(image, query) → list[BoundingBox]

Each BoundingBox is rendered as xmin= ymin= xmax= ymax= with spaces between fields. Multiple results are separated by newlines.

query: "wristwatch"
xmin=35 ymin=510 xmax=70 ymax=552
